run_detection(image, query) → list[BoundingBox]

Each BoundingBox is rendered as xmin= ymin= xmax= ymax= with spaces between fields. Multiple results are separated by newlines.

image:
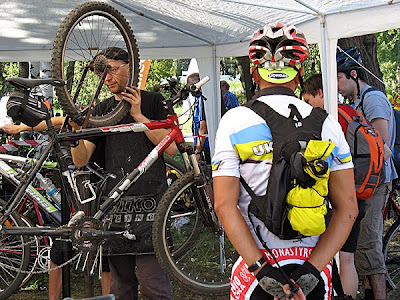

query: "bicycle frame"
xmin=384 ymin=186 xmax=400 ymax=221
xmin=0 ymin=90 xmax=215 ymax=242
xmin=0 ymin=153 xmax=62 ymax=224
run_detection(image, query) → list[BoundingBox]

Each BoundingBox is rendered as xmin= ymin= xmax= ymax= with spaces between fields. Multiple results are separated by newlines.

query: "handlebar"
xmin=164 ymin=76 xmax=210 ymax=115
xmin=194 ymin=76 xmax=210 ymax=90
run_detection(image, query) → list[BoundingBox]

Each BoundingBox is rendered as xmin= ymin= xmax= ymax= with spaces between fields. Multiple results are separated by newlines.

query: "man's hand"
xmin=274 ymin=284 xmax=305 ymax=300
xmin=256 ymin=264 xmax=299 ymax=299
xmin=290 ymin=261 xmax=320 ymax=296
xmin=122 ymin=86 xmax=142 ymax=120
xmin=0 ymin=124 xmax=25 ymax=134
xmin=68 ymin=119 xmax=81 ymax=132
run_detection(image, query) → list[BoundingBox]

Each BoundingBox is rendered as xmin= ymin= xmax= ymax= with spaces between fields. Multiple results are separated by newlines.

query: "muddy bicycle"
xmin=0 ymin=75 xmax=232 ymax=299
xmin=383 ymin=179 xmax=400 ymax=290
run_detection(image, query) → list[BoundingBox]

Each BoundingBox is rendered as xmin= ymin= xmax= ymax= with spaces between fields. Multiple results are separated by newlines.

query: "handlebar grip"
xmin=195 ymin=76 xmax=210 ymax=90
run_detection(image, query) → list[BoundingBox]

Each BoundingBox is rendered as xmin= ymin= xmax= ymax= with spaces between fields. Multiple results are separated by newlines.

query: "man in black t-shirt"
xmin=71 ymin=47 xmax=175 ymax=300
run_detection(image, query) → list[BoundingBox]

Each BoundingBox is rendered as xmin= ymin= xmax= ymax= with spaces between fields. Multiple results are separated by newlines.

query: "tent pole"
xmin=295 ymin=0 xmax=335 ymax=116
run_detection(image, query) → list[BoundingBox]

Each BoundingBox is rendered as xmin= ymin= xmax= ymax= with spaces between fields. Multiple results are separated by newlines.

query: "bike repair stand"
xmin=61 ymin=186 xmax=72 ymax=298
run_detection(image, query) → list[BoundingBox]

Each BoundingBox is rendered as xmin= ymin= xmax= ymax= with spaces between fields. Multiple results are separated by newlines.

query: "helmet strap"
xmin=345 ymin=70 xmax=360 ymax=98
xmin=293 ymin=65 xmax=305 ymax=100
xmin=250 ymin=67 xmax=259 ymax=97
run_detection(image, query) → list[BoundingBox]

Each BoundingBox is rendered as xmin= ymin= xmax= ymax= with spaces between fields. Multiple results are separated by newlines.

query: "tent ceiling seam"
xmin=110 ymin=0 xmax=215 ymax=46
xmin=223 ymin=0 xmax=317 ymax=15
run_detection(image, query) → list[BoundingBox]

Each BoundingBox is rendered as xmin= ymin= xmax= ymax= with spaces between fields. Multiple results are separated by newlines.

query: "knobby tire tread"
xmin=153 ymin=171 xmax=230 ymax=296
xmin=51 ymin=1 xmax=139 ymax=127
xmin=383 ymin=219 xmax=400 ymax=290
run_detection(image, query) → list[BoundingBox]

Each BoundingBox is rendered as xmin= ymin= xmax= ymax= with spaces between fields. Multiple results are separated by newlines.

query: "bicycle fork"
xmin=189 ymin=154 xmax=228 ymax=274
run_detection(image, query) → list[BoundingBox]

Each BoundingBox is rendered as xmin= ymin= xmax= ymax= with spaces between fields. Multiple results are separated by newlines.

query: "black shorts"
xmin=341 ymin=199 xmax=367 ymax=253
xmin=50 ymin=240 xmax=110 ymax=272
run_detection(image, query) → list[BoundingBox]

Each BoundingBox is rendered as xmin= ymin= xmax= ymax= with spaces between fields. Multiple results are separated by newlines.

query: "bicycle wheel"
xmin=153 ymin=171 xmax=233 ymax=295
xmin=19 ymin=215 xmax=40 ymax=288
xmin=164 ymin=156 xmax=186 ymax=187
xmin=51 ymin=1 xmax=139 ymax=127
xmin=0 ymin=199 xmax=31 ymax=300
xmin=383 ymin=219 xmax=400 ymax=290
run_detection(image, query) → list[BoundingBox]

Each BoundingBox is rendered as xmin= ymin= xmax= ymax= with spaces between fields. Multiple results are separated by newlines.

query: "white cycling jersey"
xmin=212 ymin=93 xmax=353 ymax=249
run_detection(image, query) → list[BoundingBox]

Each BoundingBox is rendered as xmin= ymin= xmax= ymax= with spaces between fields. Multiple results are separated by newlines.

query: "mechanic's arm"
xmin=213 ymin=176 xmax=266 ymax=271
xmin=122 ymin=86 xmax=177 ymax=155
xmin=307 ymin=168 xmax=358 ymax=271
xmin=0 ymin=116 xmax=65 ymax=134
xmin=71 ymin=140 xmax=96 ymax=168
xmin=371 ymin=118 xmax=391 ymax=160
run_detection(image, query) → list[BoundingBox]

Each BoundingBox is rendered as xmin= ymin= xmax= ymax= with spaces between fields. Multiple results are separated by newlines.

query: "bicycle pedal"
xmin=68 ymin=211 xmax=85 ymax=226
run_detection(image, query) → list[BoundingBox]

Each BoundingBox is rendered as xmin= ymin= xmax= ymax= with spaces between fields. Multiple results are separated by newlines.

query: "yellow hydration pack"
xmin=241 ymin=97 xmax=336 ymax=240
xmin=287 ymin=140 xmax=336 ymax=236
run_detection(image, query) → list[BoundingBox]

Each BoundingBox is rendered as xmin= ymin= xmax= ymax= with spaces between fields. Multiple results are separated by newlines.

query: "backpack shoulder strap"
xmin=356 ymin=87 xmax=383 ymax=117
xmin=244 ymin=100 xmax=328 ymax=159
xmin=338 ymin=107 xmax=352 ymax=123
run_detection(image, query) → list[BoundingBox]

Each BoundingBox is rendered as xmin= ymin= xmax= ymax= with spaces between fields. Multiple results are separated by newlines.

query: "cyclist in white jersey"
xmin=212 ymin=22 xmax=358 ymax=300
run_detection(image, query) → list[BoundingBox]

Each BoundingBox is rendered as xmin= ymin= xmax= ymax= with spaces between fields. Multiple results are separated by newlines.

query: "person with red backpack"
xmin=337 ymin=47 xmax=398 ymax=300
xmin=304 ymin=73 xmax=369 ymax=300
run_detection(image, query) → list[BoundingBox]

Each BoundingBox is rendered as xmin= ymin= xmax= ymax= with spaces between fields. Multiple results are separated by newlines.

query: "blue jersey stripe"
xmin=229 ymin=123 xmax=272 ymax=147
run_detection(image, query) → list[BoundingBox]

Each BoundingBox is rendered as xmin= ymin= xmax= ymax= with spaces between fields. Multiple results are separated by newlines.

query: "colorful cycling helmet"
xmin=249 ymin=22 xmax=308 ymax=83
xmin=336 ymin=46 xmax=362 ymax=72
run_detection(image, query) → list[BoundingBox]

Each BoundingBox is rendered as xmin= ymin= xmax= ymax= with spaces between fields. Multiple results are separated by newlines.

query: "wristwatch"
xmin=248 ymin=256 xmax=266 ymax=272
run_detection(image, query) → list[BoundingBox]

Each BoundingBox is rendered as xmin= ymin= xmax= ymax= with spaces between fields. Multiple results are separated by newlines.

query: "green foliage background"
xmin=376 ymin=29 xmax=400 ymax=96
xmin=0 ymin=29 xmax=399 ymax=102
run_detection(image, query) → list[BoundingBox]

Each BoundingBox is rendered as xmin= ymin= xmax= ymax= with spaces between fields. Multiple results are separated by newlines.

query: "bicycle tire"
xmin=0 ymin=199 xmax=31 ymax=300
xmin=164 ymin=156 xmax=186 ymax=187
xmin=51 ymin=1 xmax=139 ymax=127
xmin=153 ymin=171 xmax=233 ymax=295
xmin=383 ymin=219 xmax=400 ymax=290
xmin=18 ymin=215 xmax=40 ymax=288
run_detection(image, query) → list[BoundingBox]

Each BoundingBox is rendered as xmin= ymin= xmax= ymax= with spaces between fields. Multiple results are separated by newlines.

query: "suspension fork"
xmin=191 ymin=158 xmax=220 ymax=234
xmin=177 ymin=142 xmax=220 ymax=233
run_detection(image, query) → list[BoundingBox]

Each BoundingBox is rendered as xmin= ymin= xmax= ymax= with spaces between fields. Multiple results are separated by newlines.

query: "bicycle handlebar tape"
xmin=195 ymin=76 xmax=210 ymax=89
xmin=94 ymin=55 xmax=110 ymax=75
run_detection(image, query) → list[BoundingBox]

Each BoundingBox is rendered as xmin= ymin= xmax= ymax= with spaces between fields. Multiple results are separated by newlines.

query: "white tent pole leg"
xmin=197 ymin=47 xmax=221 ymax=158
xmin=318 ymin=15 xmax=338 ymax=119
xmin=326 ymin=39 xmax=338 ymax=119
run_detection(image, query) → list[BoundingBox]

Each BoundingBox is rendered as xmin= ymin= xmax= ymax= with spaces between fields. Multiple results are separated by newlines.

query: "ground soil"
xmin=7 ymin=271 xmax=400 ymax=300
xmin=8 ymin=271 xmax=228 ymax=300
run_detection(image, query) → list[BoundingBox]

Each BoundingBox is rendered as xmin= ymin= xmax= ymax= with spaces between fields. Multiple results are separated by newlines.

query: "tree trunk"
xmin=18 ymin=62 xmax=29 ymax=78
xmin=338 ymin=34 xmax=385 ymax=92
xmin=236 ymin=56 xmax=254 ymax=102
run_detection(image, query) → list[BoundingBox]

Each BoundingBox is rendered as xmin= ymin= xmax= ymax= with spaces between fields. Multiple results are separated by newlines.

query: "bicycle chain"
xmin=0 ymin=251 xmax=82 ymax=275
xmin=0 ymin=224 xmax=87 ymax=275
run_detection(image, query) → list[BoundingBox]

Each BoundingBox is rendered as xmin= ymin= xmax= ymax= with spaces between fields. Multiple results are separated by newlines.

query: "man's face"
xmin=220 ymin=85 xmax=228 ymax=95
xmin=303 ymin=90 xmax=324 ymax=109
xmin=337 ymin=72 xmax=356 ymax=98
xmin=104 ymin=59 xmax=130 ymax=94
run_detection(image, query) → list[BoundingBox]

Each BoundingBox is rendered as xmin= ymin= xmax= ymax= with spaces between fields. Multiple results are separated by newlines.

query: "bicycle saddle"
xmin=7 ymin=77 xmax=65 ymax=89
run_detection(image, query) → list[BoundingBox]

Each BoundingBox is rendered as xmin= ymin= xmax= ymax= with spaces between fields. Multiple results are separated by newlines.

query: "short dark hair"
xmin=304 ymin=73 xmax=323 ymax=97
xmin=220 ymin=80 xmax=230 ymax=89
xmin=99 ymin=47 xmax=129 ymax=64
xmin=187 ymin=72 xmax=200 ymax=85
xmin=345 ymin=67 xmax=366 ymax=82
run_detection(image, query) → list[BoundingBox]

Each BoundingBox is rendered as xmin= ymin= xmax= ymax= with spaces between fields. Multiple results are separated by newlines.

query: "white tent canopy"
xmin=1 ymin=0 xmax=400 ymax=154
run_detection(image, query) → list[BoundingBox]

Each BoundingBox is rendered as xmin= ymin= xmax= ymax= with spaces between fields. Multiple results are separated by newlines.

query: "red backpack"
xmin=338 ymin=107 xmax=384 ymax=200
